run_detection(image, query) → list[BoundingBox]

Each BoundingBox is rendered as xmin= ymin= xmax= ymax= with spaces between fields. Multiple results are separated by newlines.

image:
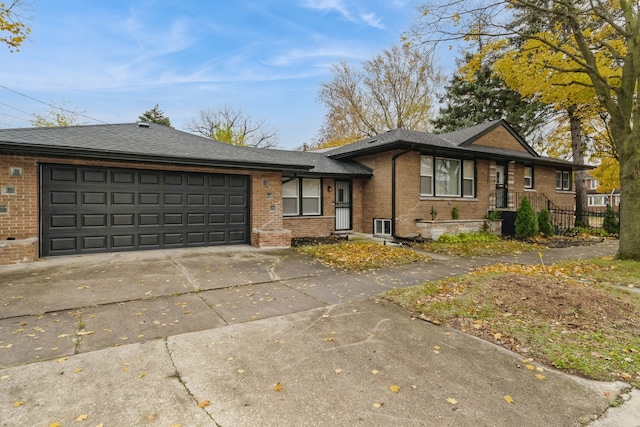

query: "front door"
xmin=495 ymin=164 xmax=507 ymax=209
xmin=335 ymin=180 xmax=352 ymax=231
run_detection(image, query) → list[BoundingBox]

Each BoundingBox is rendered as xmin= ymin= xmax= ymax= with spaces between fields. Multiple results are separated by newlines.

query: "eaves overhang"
xmin=0 ymin=142 xmax=314 ymax=173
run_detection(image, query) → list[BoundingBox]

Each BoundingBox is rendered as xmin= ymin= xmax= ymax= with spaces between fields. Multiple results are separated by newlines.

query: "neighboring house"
xmin=0 ymin=119 xmax=587 ymax=265
xmin=585 ymin=176 xmax=620 ymax=212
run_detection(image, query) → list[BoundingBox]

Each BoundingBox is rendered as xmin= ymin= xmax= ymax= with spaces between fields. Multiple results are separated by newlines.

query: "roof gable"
xmin=439 ymin=119 xmax=538 ymax=157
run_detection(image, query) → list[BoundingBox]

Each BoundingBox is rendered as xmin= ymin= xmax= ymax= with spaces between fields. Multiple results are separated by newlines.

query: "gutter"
xmin=391 ymin=148 xmax=412 ymax=240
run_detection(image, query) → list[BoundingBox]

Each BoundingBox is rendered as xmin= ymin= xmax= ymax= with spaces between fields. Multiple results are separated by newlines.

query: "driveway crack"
xmin=164 ymin=338 xmax=222 ymax=427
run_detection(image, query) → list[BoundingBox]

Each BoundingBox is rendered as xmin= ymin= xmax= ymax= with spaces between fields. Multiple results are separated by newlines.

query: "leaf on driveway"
xmin=372 ymin=402 xmax=384 ymax=408
xmin=504 ymin=395 xmax=514 ymax=404
xmin=535 ymin=374 xmax=546 ymax=381
xmin=273 ymin=382 xmax=283 ymax=392
xmin=446 ymin=397 xmax=458 ymax=405
xmin=389 ymin=385 xmax=400 ymax=393
xmin=57 ymin=357 xmax=67 ymax=363
xmin=76 ymin=413 xmax=88 ymax=421
xmin=198 ymin=400 xmax=211 ymax=408
xmin=371 ymin=369 xmax=379 ymax=375
xmin=335 ymin=368 xmax=343 ymax=374
xmin=13 ymin=401 xmax=24 ymax=407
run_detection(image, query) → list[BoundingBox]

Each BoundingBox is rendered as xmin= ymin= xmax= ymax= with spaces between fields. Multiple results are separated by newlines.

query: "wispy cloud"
xmin=302 ymin=0 xmax=384 ymax=29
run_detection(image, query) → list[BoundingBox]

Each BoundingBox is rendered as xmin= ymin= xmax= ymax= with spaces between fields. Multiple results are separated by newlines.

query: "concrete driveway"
xmin=0 ymin=241 xmax=636 ymax=426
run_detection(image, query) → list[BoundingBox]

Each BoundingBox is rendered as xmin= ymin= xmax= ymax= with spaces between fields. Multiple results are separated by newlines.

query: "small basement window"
xmin=0 ymin=205 xmax=8 ymax=214
xmin=374 ymin=218 xmax=392 ymax=236
xmin=9 ymin=167 xmax=23 ymax=177
xmin=2 ymin=185 xmax=16 ymax=195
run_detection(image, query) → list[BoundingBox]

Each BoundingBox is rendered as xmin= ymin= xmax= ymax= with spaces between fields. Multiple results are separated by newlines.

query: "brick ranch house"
xmin=0 ymin=119 xmax=587 ymax=265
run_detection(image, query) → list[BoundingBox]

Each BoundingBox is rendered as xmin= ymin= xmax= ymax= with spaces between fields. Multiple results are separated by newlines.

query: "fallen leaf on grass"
xmin=446 ymin=397 xmax=458 ymax=405
xmin=198 ymin=400 xmax=211 ymax=408
xmin=504 ymin=395 xmax=514 ymax=404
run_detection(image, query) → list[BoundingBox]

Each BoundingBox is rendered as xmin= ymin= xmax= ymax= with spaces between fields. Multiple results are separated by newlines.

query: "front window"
xmin=283 ymin=178 xmax=322 ymax=216
xmin=420 ymin=156 xmax=433 ymax=196
xmin=421 ymin=155 xmax=475 ymax=198
xmin=524 ymin=166 xmax=534 ymax=189
xmin=555 ymin=170 xmax=572 ymax=191
xmin=588 ymin=195 xmax=607 ymax=207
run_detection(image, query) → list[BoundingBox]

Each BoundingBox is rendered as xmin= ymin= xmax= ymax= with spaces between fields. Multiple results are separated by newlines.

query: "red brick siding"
xmin=0 ymin=154 xmax=294 ymax=264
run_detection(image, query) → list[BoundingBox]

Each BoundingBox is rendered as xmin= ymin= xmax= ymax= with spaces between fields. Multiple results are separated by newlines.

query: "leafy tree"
xmin=184 ymin=106 xmax=278 ymax=148
xmin=538 ymin=208 xmax=555 ymax=237
xmin=0 ymin=1 xmax=30 ymax=52
xmin=410 ymin=0 xmax=640 ymax=260
xmin=316 ymin=43 xmax=441 ymax=147
xmin=31 ymin=102 xmax=87 ymax=127
xmin=515 ymin=197 xmax=539 ymax=239
xmin=434 ymin=54 xmax=550 ymax=141
xmin=590 ymin=158 xmax=620 ymax=194
xmin=138 ymin=104 xmax=172 ymax=127
xmin=603 ymin=204 xmax=619 ymax=235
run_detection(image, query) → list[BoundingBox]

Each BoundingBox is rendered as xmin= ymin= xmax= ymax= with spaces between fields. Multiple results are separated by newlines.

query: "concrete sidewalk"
xmin=1 ymin=239 xmax=637 ymax=426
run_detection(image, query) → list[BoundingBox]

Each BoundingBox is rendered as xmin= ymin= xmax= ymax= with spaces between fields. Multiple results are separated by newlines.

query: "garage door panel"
xmin=112 ymin=235 xmax=134 ymax=248
xmin=83 ymin=214 xmax=107 ymax=227
xmin=41 ymin=165 xmax=250 ymax=256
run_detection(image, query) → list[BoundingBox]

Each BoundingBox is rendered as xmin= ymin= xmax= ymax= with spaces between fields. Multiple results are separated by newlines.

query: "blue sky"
xmin=0 ymin=0 xmax=450 ymax=149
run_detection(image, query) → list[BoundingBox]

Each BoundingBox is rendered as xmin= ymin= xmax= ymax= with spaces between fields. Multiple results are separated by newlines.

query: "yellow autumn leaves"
xmin=297 ymin=242 xmax=427 ymax=270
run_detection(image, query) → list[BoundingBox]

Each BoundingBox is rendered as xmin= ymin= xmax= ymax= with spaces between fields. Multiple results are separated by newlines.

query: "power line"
xmin=0 ymin=84 xmax=109 ymax=124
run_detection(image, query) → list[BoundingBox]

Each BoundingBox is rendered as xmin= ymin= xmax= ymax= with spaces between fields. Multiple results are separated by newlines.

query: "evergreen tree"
xmin=139 ymin=104 xmax=172 ymax=128
xmin=515 ymin=197 xmax=539 ymax=239
xmin=537 ymin=208 xmax=554 ymax=237
xmin=433 ymin=59 xmax=549 ymax=142
xmin=603 ymin=205 xmax=619 ymax=236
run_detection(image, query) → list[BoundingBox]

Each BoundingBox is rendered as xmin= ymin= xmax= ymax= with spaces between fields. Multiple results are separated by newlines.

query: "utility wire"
xmin=0 ymin=84 xmax=108 ymax=124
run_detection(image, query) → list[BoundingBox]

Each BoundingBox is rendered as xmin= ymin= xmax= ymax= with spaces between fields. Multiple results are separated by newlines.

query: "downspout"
xmin=391 ymin=149 xmax=412 ymax=240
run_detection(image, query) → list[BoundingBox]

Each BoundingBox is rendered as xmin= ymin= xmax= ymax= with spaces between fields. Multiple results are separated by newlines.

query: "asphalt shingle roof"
xmin=0 ymin=123 xmax=372 ymax=176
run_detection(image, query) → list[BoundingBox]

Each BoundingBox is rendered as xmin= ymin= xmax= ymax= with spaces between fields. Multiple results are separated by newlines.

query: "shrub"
xmin=451 ymin=206 xmax=459 ymax=220
xmin=603 ymin=204 xmax=619 ymax=235
xmin=515 ymin=197 xmax=539 ymax=239
xmin=538 ymin=208 xmax=555 ymax=237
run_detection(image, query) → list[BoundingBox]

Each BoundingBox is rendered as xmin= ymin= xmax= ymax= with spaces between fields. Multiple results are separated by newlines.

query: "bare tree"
xmin=316 ymin=43 xmax=442 ymax=147
xmin=184 ymin=106 xmax=279 ymax=149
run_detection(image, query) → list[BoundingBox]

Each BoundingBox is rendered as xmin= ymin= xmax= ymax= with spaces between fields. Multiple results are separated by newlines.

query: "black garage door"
xmin=40 ymin=164 xmax=250 ymax=257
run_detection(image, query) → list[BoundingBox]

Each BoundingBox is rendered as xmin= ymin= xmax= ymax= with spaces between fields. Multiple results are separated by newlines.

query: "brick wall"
xmin=471 ymin=126 xmax=529 ymax=153
xmin=0 ymin=154 xmax=295 ymax=264
xmin=353 ymin=150 xmax=576 ymax=239
xmin=0 ymin=156 xmax=39 ymax=240
xmin=282 ymin=178 xmax=335 ymax=238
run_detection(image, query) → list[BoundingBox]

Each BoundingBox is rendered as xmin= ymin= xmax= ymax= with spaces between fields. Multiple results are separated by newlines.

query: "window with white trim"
xmin=420 ymin=155 xmax=475 ymax=198
xmin=524 ymin=166 xmax=534 ymax=189
xmin=282 ymin=179 xmax=299 ymax=215
xmin=462 ymin=160 xmax=475 ymax=197
xmin=589 ymin=179 xmax=598 ymax=190
xmin=374 ymin=218 xmax=392 ymax=236
xmin=555 ymin=170 xmax=572 ymax=191
xmin=282 ymin=178 xmax=322 ymax=216
xmin=588 ymin=195 xmax=607 ymax=207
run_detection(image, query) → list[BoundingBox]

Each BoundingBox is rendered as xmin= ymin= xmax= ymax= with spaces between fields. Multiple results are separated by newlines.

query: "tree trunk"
xmin=567 ymin=107 xmax=588 ymax=226
xmin=616 ymin=130 xmax=640 ymax=260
